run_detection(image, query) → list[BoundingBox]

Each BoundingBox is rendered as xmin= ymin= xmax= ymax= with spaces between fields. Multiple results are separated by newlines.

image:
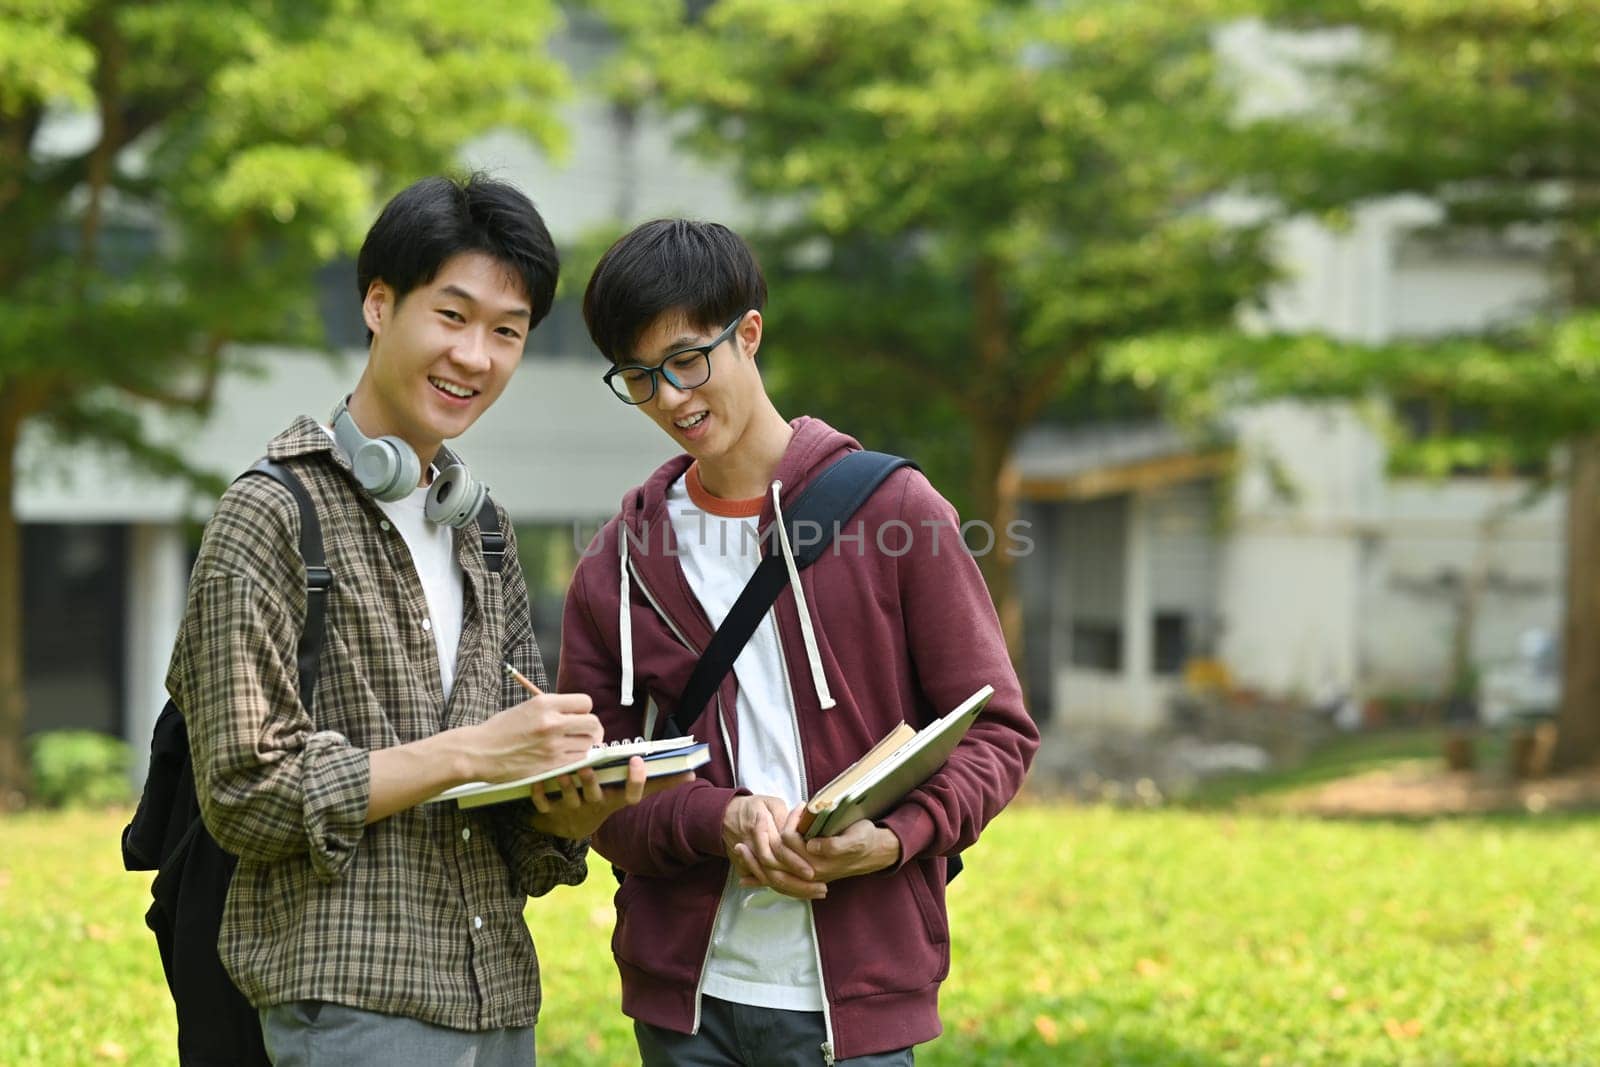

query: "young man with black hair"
xmin=559 ymin=219 xmax=1040 ymax=1065
xmin=171 ymin=175 xmax=678 ymax=1066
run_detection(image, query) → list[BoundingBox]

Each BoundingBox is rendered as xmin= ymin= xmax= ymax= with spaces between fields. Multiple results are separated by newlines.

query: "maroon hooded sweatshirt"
xmin=558 ymin=417 xmax=1039 ymax=1060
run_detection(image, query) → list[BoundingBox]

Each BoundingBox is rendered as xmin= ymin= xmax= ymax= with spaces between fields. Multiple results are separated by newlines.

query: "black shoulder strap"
xmin=242 ymin=459 xmax=333 ymax=712
xmin=434 ymin=443 xmax=506 ymax=575
xmin=476 ymin=496 xmax=506 ymax=574
xmin=669 ymin=451 xmax=915 ymax=736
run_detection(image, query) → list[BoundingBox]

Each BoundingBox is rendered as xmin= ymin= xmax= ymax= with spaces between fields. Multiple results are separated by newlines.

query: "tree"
xmin=1110 ymin=2 xmax=1600 ymax=767
xmin=0 ymin=0 xmax=569 ymax=799
xmin=594 ymin=0 xmax=1274 ymax=659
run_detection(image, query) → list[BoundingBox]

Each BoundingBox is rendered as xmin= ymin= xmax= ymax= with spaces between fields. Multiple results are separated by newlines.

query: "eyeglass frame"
xmin=601 ymin=311 xmax=748 ymax=405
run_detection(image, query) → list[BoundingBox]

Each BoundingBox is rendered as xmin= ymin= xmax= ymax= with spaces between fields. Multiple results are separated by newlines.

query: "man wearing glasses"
xmin=558 ymin=219 xmax=1038 ymax=1065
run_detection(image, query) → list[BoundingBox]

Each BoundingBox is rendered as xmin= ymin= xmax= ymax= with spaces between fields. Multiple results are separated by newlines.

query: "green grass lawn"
xmin=2 ymin=801 xmax=1596 ymax=1065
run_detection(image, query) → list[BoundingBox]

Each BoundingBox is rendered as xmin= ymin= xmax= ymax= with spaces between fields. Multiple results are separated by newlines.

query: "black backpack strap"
xmin=476 ymin=496 xmax=506 ymax=575
xmin=669 ymin=451 xmax=915 ymax=736
xmin=783 ymin=451 xmax=918 ymax=568
xmin=431 ymin=443 xmax=505 ymax=576
xmin=242 ymin=459 xmax=332 ymax=712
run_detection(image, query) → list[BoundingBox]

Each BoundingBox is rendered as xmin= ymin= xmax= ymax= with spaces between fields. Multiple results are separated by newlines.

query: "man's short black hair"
xmin=583 ymin=219 xmax=767 ymax=364
xmin=356 ymin=173 xmax=559 ymax=342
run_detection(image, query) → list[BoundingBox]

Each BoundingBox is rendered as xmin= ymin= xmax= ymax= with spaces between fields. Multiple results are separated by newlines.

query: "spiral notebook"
xmin=427 ymin=735 xmax=708 ymax=810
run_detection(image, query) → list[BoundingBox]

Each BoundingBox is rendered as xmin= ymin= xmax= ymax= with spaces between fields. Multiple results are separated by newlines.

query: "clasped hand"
xmin=722 ymin=795 xmax=902 ymax=900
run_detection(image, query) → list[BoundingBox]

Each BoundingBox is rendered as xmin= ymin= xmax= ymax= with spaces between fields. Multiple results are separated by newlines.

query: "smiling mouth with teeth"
xmin=674 ymin=412 xmax=708 ymax=429
xmin=430 ymin=377 xmax=477 ymax=399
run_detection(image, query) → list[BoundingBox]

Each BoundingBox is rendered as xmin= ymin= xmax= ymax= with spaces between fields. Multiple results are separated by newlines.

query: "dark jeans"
xmin=635 ymin=996 xmax=914 ymax=1067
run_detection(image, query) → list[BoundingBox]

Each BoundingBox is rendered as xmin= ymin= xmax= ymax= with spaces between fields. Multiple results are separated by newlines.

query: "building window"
xmin=1070 ymin=620 xmax=1122 ymax=672
xmin=1153 ymin=611 xmax=1190 ymax=676
xmin=524 ymin=294 xmax=588 ymax=359
xmin=23 ymin=524 xmax=127 ymax=736
xmin=316 ymin=258 xmax=366 ymax=349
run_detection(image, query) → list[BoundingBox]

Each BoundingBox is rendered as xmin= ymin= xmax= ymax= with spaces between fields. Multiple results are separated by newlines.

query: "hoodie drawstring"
xmin=618 ymin=523 xmax=634 ymax=706
xmin=771 ymin=480 xmax=836 ymax=710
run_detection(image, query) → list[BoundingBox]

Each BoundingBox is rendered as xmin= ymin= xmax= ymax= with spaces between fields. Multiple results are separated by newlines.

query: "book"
xmin=797 ymin=722 xmax=917 ymax=835
xmin=426 ymin=736 xmax=709 ymax=810
xmin=800 ymin=685 xmax=994 ymax=839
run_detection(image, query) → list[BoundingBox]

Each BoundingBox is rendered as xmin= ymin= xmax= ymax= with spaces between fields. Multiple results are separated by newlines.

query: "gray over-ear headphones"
xmin=329 ymin=396 xmax=489 ymax=528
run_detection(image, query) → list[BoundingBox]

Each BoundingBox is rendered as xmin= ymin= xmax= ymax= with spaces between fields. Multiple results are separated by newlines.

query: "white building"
xmin=1017 ymin=206 xmax=1563 ymax=731
xmin=1012 ymin=22 xmax=1563 ymax=731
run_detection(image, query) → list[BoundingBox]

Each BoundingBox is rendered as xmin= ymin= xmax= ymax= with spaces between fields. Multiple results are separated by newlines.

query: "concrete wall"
xmin=1362 ymin=480 xmax=1562 ymax=697
xmin=1217 ymin=403 xmax=1382 ymax=699
xmin=1216 ymin=155 xmax=1564 ymax=708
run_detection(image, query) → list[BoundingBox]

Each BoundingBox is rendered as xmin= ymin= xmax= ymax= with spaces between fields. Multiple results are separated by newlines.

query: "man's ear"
xmin=362 ymin=280 xmax=392 ymax=338
xmin=739 ymin=309 xmax=763 ymax=360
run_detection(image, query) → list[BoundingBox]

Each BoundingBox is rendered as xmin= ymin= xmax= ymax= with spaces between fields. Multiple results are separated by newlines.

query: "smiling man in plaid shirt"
xmin=168 ymin=175 xmax=675 ymax=1066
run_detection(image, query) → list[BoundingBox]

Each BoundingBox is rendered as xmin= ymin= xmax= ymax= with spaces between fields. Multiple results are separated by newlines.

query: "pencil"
xmin=503 ymin=661 xmax=544 ymax=696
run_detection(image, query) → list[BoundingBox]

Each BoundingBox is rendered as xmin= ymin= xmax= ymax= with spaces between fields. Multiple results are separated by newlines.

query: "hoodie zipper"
xmin=626 ymin=558 xmax=738 ymax=767
xmin=629 ymin=517 xmax=832 ymax=1055
xmin=774 ymin=617 xmax=837 ymax=1065
xmin=625 ymin=556 xmax=735 ymax=1036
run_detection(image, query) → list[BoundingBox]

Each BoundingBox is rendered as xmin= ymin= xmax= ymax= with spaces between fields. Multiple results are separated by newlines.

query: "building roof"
xmin=1012 ymin=422 xmax=1233 ymax=501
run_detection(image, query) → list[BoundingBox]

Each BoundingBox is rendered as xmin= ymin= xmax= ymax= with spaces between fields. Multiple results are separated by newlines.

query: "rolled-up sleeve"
xmin=172 ymin=572 xmax=370 ymax=878
xmin=484 ymin=806 xmax=590 ymax=897
xmin=170 ymin=479 xmax=373 ymax=875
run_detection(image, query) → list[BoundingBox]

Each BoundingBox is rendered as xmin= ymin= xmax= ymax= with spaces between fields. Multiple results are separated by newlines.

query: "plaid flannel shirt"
xmin=168 ymin=416 xmax=587 ymax=1031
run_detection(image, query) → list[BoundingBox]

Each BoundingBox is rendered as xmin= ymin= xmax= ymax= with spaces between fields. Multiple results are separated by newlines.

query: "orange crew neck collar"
xmin=686 ymin=462 xmax=764 ymax=518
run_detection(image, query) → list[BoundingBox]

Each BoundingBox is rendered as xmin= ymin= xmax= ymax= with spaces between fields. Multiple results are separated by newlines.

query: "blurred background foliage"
xmin=0 ymin=0 xmax=571 ymax=794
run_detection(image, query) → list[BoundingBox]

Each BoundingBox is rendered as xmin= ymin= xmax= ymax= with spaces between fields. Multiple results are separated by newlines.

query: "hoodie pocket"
xmin=823 ymin=860 xmax=950 ymax=998
xmin=906 ymin=858 xmax=950 ymax=951
xmin=611 ymin=869 xmax=720 ymax=989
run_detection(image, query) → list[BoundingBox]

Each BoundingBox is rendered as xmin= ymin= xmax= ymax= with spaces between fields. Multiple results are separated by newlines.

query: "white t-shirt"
xmin=665 ymin=468 xmax=823 ymax=1012
xmin=375 ymin=484 xmax=465 ymax=703
xmin=320 ymin=425 xmax=465 ymax=701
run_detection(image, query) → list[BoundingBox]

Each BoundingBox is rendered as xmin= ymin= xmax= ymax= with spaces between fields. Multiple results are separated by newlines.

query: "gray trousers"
xmin=635 ymin=996 xmax=914 ymax=1067
xmin=260 ymin=1001 xmax=535 ymax=1067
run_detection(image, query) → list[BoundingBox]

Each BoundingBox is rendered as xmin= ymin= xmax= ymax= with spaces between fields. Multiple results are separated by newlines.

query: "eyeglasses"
xmin=602 ymin=312 xmax=746 ymax=405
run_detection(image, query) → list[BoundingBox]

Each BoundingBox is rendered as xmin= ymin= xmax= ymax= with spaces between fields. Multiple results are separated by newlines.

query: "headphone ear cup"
xmin=352 ymin=438 xmax=421 ymax=502
xmin=425 ymin=462 xmax=488 ymax=528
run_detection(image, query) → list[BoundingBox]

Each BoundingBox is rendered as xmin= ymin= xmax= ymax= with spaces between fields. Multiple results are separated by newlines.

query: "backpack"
xmin=120 ymin=458 xmax=506 ymax=1065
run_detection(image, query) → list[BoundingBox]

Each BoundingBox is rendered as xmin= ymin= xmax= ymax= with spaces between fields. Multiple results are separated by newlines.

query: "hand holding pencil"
xmin=467 ymin=663 xmax=602 ymax=785
xmin=502 ymin=662 xmax=698 ymax=837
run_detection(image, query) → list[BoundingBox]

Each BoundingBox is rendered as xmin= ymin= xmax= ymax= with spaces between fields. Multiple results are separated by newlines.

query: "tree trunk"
xmin=966 ymin=254 xmax=1028 ymax=672
xmin=0 ymin=392 xmax=30 ymax=804
xmin=1553 ymin=432 xmax=1600 ymax=771
xmin=970 ymin=415 xmax=1024 ymax=669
